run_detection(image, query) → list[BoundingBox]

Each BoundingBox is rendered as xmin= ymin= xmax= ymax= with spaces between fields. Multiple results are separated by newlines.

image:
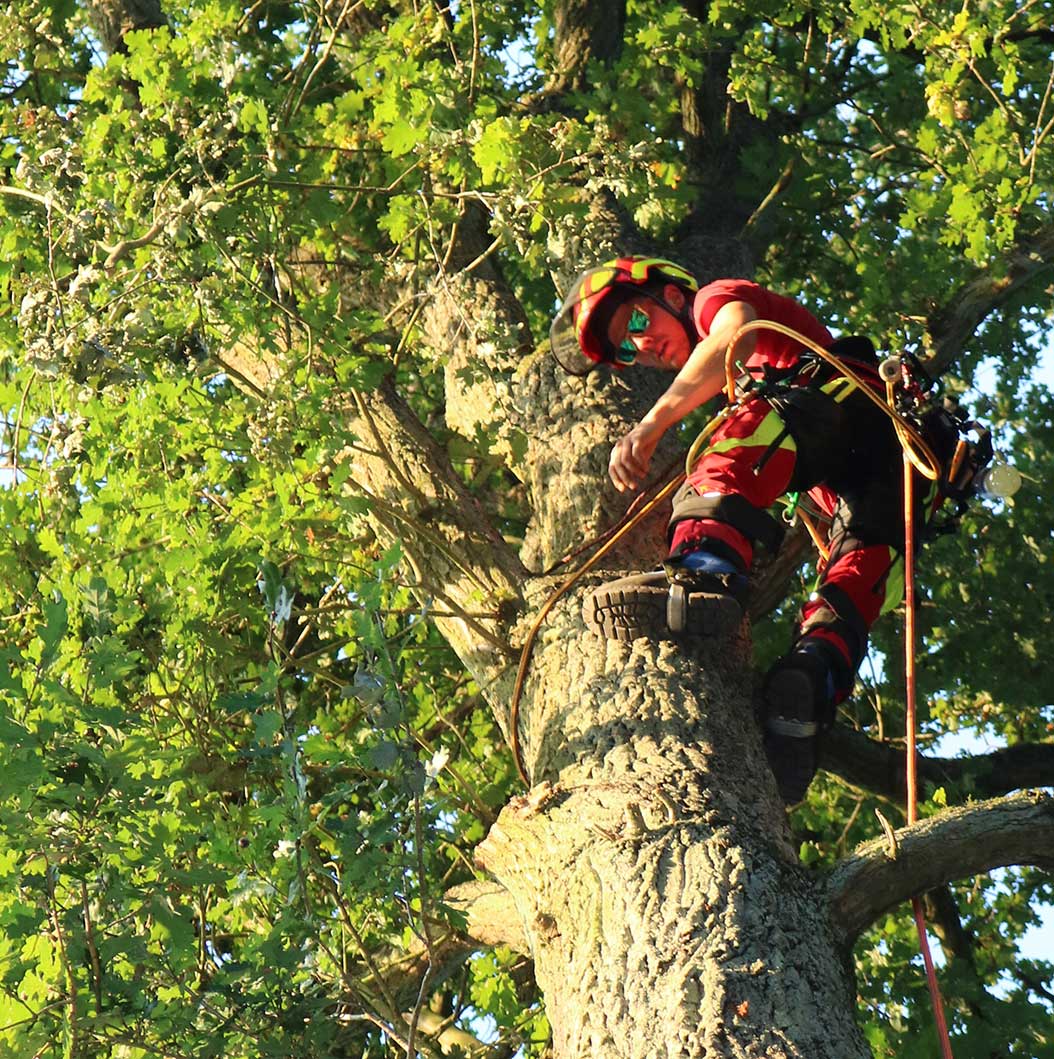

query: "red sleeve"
xmin=694 ymin=280 xmax=762 ymax=337
xmin=693 ymin=279 xmax=833 ymax=371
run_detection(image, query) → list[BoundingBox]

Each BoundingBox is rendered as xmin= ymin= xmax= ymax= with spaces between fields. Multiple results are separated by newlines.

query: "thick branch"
xmin=344 ymin=377 xmax=528 ymax=669
xmin=87 ymin=0 xmax=167 ymax=54
xmin=820 ymin=725 xmax=1054 ymax=802
xmin=826 ymin=791 xmax=1054 ymax=943
xmin=355 ymin=881 xmax=529 ymax=1019
xmin=925 ymin=222 xmax=1054 ymax=376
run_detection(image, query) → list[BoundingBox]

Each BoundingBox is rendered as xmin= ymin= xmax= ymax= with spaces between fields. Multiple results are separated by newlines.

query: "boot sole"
xmin=583 ymin=575 xmax=743 ymax=643
xmin=763 ymin=667 xmax=820 ymax=805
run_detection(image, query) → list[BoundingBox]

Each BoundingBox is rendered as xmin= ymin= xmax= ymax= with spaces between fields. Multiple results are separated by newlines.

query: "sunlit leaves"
xmin=2 ymin=0 xmax=1053 ymax=1054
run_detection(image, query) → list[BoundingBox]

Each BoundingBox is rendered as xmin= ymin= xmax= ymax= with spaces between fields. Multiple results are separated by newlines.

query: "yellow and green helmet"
xmin=549 ymin=256 xmax=698 ymax=375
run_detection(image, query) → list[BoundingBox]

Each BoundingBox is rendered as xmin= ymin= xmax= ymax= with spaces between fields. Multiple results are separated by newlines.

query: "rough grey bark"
xmin=439 ymin=194 xmax=679 ymax=573
xmin=827 ymin=791 xmax=1054 ymax=943
xmin=87 ymin=0 xmax=167 ymax=53
xmin=478 ymin=617 xmax=872 ymax=1059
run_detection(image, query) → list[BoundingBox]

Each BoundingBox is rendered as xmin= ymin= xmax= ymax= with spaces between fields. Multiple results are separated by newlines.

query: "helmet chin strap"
xmin=640 ymin=287 xmax=699 ymax=348
xmin=676 ymin=300 xmax=699 ymax=346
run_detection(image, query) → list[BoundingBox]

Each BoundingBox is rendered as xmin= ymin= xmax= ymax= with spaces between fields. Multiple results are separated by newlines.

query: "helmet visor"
xmin=549 ymin=298 xmax=598 ymax=376
xmin=549 ymin=266 xmax=626 ymax=375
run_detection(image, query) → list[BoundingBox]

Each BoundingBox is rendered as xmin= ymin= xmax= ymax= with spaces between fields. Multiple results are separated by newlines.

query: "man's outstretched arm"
xmin=608 ymin=300 xmax=758 ymax=492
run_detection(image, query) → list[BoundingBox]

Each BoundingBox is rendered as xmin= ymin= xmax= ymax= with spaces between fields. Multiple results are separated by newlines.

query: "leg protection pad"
xmin=797 ymin=583 xmax=869 ymax=702
xmin=669 ymin=486 xmax=785 ymax=554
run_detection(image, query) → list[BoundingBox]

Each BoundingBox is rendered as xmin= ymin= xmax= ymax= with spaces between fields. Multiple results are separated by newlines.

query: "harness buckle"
xmin=666 ymin=584 xmax=688 ymax=633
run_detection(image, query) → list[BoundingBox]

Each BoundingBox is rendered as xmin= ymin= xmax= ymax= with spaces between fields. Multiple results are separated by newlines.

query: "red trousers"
xmin=669 ymin=387 xmax=913 ymax=697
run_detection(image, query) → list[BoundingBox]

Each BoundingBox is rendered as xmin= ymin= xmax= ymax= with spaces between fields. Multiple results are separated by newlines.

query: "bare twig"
xmin=80 ymin=881 xmax=103 ymax=1016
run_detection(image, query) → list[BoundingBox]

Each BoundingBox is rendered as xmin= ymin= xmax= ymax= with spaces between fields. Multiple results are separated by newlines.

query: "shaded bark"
xmin=820 ymin=724 xmax=1054 ymax=802
xmin=87 ymin=0 xmax=167 ymax=53
xmin=549 ymin=0 xmax=627 ymax=96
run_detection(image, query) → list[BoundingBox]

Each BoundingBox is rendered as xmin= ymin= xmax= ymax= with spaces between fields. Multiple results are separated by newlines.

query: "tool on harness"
xmin=879 ymin=353 xmax=1006 ymax=534
xmin=978 ymin=459 xmax=1022 ymax=499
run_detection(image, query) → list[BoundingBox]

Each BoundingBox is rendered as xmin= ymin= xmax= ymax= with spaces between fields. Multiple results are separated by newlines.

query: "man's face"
xmin=606 ymin=286 xmax=692 ymax=371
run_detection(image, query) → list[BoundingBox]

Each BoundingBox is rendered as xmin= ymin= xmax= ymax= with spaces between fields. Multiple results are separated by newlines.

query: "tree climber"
xmin=549 ymin=257 xmax=941 ymax=804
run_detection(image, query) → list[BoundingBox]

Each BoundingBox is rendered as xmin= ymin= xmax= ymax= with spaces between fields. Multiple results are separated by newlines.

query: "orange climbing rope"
xmin=893 ymin=378 xmax=957 ymax=1059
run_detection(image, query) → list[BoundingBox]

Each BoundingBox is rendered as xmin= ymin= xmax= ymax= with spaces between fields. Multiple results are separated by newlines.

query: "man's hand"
xmin=609 ymin=422 xmax=664 ymax=492
xmin=605 ymin=300 xmax=756 ymax=493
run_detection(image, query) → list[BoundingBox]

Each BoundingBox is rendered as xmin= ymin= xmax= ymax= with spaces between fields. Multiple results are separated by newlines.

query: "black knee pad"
xmin=668 ymin=486 xmax=785 ymax=554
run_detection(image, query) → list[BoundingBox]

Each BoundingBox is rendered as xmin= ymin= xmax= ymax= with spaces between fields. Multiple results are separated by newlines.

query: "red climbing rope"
xmin=901 ymin=426 xmax=956 ymax=1059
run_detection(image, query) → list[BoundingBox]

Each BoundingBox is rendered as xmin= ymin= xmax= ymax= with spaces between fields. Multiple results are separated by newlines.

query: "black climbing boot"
xmin=583 ymin=549 xmax=746 ymax=644
xmin=762 ymin=642 xmax=841 ymax=804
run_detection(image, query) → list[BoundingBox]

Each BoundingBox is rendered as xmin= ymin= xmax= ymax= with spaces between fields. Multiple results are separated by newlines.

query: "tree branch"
xmin=87 ymin=0 xmax=167 ymax=54
xmin=820 ymin=724 xmax=1054 ymax=802
xmin=826 ymin=791 xmax=1054 ymax=944
xmin=444 ymin=878 xmax=529 ymax=953
xmin=925 ymin=221 xmax=1054 ymax=376
xmin=217 ymin=316 xmax=528 ymax=686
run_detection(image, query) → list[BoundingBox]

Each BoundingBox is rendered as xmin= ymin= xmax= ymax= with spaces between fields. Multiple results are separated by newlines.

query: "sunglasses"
xmin=615 ymin=307 xmax=650 ymax=364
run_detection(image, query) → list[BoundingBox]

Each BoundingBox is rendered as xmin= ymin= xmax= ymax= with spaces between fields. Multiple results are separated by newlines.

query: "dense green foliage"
xmin=1 ymin=0 xmax=1052 ymax=1056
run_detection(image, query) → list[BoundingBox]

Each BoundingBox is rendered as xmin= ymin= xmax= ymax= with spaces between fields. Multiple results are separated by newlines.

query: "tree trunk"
xmin=481 ymin=593 xmax=872 ymax=1058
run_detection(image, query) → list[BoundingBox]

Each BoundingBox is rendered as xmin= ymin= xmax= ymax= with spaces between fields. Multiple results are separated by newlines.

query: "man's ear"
xmin=662 ymin=284 xmax=686 ymax=311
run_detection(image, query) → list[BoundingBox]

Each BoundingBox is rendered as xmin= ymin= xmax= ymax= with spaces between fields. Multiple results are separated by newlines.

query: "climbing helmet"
xmin=549 ymin=256 xmax=699 ymax=375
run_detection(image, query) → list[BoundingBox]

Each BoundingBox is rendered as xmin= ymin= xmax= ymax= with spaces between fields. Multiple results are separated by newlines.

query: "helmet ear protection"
xmin=549 ymin=257 xmax=699 ymax=375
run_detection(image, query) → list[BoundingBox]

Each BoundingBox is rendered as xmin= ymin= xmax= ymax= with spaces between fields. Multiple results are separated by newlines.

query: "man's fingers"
xmin=609 ymin=441 xmax=645 ymax=492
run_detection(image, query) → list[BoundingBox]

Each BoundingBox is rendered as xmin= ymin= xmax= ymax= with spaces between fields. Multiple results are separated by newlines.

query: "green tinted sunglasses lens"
xmin=618 ymin=307 xmax=649 ymax=356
